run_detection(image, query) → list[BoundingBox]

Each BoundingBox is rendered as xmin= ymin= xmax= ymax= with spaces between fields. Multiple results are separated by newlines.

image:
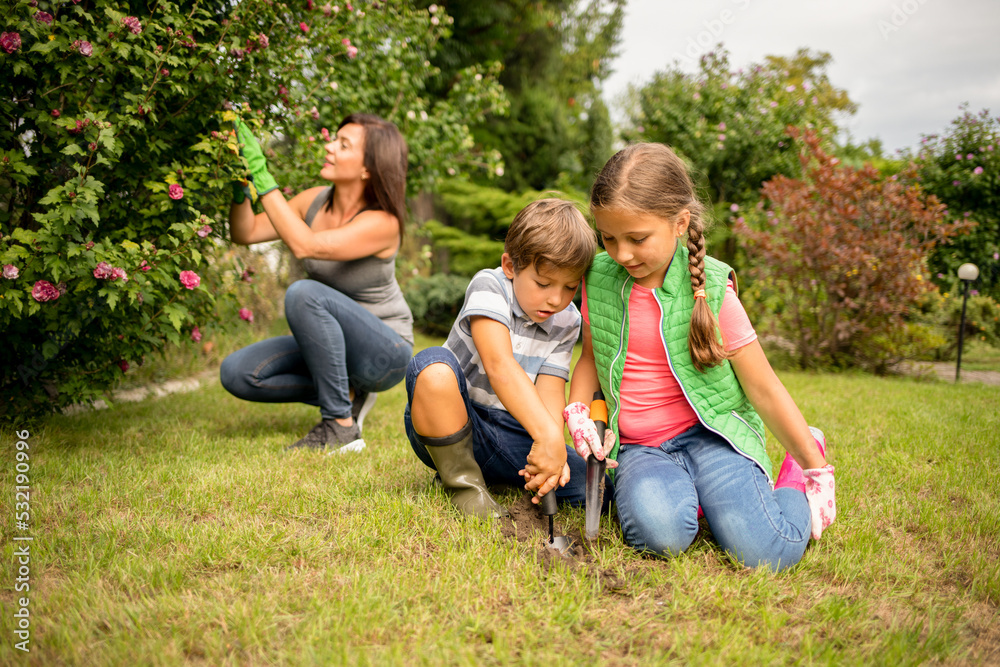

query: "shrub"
xmin=914 ymin=106 xmax=1000 ymax=299
xmin=735 ymin=129 xmax=972 ymax=374
xmin=0 ymin=0 xmax=504 ymax=422
xmin=402 ymin=273 xmax=470 ymax=336
xmin=418 ymin=220 xmax=505 ymax=277
xmin=915 ymin=288 xmax=1000 ymax=360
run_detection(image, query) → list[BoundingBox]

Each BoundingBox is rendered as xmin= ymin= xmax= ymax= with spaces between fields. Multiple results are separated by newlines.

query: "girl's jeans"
xmin=614 ymin=424 xmax=810 ymax=571
xmin=220 ymin=279 xmax=413 ymax=420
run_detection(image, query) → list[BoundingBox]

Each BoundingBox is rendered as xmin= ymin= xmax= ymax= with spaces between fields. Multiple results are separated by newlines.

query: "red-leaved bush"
xmin=735 ymin=129 xmax=973 ymax=373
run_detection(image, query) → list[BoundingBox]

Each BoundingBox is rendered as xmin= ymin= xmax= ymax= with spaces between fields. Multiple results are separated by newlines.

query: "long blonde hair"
xmin=590 ymin=143 xmax=727 ymax=372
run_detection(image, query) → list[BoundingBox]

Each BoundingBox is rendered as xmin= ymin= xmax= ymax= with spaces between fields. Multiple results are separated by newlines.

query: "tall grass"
xmin=1 ymin=350 xmax=998 ymax=665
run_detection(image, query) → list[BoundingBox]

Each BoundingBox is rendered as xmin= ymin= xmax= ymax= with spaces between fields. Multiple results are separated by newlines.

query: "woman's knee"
xmin=219 ymin=352 xmax=247 ymax=396
xmin=284 ymin=279 xmax=319 ymax=314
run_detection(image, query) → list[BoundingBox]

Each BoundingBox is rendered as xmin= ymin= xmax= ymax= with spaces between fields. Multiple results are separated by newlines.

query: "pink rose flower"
xmin=300 ymin=22 xmax=310 ymax=33
xmin=239 ymin=307 xmax=254 ymax=323
xmin=94 ymin=261 xmax=114 ymax=279
xmin=0 ymin=32 xmax=20 ymax=54
xmin=955 ymin=154 xmax=963 ymax=160
xmin=34 ymin=11 xmax=53 ymax=24
xmin=168 ymin=184 xmax=184 ymax=200
xmin=342 ymin=37 xmax=351 ymax=45
xmin=967 ymin=153 xmax=974 ymax=160
xmin=31 ymin=280 xmax=60 ymax=302
xmin=320 ymin=127 xmax=330 ymax=141
xmin=730 ymin=204 xmax=739 ymax=212
xmin=179 ymin=270 xmax=201 ymax=289
xmin=51 ymin=109 xmax=60 ymax=118
xmin=197 ymin=225 xmax=212 ymax=238
xmin=241 ymin=267 xmax=255 ymax=283
xmin=118 ymin=359 xmax=129 ymax=373
xmin=973 ymin=166 xmax=984 ymax=175
xmin=122 ymin=16 xmax=142 ymax=35
xmin=346 ymin=45 xmax=358 ymax=59
xmin=72 ymin=40 xmax=93 ymax=56
xmin=191 ymin=326 xmax=202 ymax=342
xmin=140 ymin=260 xmax=151 ymax=272
xmin=3 ymin=264 xmax=19 ymax=279
xmin=258 ymin=33 xmax=269 ymax=48
xmin=111 ymin=267 xmax=128 ymax=282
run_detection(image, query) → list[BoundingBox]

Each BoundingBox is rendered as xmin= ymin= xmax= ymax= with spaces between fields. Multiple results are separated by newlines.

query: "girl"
xmin=564 ymin=143 xmax=836 ymax=571
xmin=221 ymin=113 xmax=413 ymax=453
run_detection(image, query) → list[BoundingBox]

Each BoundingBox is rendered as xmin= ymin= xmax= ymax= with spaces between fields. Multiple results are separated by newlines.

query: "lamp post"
xmin=955 ymin=262 xmax=980 ymax=382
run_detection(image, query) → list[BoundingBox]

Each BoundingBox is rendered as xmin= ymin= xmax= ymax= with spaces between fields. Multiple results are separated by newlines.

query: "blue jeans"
xmin=614 ymin=424 xmax=810 ymax=571
xmin=220 ymin=279 xmax=412 ymax=420
xmin=403 ymin=346 xmax=598 ymax=506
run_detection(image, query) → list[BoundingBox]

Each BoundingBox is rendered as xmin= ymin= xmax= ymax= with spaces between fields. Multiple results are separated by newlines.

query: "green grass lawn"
xmin=2 ymin=339 xmax=999 ymax=665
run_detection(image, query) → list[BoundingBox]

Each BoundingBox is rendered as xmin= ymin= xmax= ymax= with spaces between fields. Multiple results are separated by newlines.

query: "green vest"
xmin=586 ymin=244 xmax=772 ymax=481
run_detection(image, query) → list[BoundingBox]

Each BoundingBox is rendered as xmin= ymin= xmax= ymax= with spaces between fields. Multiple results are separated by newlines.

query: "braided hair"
xmin=590 ymin=143 xmax=728 ymax=372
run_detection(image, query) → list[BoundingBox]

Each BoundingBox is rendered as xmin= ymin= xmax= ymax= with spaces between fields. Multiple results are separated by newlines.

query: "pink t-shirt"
xmin=582 ymin=280 xmax=756 ymax=446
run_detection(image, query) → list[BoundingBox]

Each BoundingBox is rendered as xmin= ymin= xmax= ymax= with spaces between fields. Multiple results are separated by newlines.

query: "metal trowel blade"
xmin=584 ymin=455 xmax=606 ymax=540
xmin=546 ymin=534 xmax=575 ymax=557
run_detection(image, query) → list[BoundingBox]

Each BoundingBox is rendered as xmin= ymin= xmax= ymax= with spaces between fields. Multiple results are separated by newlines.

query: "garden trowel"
xmin=585 ymin=391 xmax=608 ymax=540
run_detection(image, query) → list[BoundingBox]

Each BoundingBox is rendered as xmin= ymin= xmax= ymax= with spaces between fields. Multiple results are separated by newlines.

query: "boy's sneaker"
xmin=287 ymin=419 xmax=365 ymax=454
xmin=351 ymin=389 xmax=377 ymax=432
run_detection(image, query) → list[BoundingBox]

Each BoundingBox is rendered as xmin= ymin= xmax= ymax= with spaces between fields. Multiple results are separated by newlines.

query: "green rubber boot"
xmin=422 ymin=423 xmax=508 ymax=519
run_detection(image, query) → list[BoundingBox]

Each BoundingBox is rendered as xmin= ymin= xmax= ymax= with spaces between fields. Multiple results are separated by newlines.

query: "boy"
xmin=403 ymin=199 xmax=597 ymax=517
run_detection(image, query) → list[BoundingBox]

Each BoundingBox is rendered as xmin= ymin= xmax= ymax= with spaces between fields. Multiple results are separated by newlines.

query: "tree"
xmin=734 ymin=129 xmax=971 ymax=374
xmin=623 ymin=48 xmax=856 ymax=261
xmin=913 ymin=105 xmax=1000 ymax=299
xmin=0 ymin=0 xmax=503 ymax=421
xmin=415 ymin=0 xmax=625 ymax=190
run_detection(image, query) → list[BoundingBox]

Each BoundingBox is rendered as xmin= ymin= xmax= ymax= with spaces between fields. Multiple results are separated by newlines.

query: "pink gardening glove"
xmin=563 ymin=402 xmax=617 ymax=468
xmin=803 ymin=464 xmax=836 ymax=540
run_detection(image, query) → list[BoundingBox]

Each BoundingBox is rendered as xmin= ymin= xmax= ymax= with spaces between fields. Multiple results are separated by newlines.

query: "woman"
xmin=220 ymin=113 xmax=414 ymax=453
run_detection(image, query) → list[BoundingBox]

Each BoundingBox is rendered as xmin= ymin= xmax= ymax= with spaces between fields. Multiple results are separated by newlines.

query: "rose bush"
xmin=0 ymin=0 xmax=505 ymax=421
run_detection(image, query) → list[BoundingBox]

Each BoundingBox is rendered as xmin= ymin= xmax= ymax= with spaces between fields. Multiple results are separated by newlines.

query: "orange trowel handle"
xmin=590 ymin=392 xmax=607 ymax=428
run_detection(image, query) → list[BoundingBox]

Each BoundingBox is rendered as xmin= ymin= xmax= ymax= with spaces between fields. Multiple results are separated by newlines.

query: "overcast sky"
xmin=602 ymin=0 xmax=1000 ymax=154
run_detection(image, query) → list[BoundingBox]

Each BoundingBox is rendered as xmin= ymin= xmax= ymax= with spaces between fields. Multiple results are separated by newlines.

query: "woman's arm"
xmin=729 ymin=340 xmax=826 ymax=470
xmin=259 ymin=189 xmax=399 ymax=261
xmin=229 ymin=186 xmax=325 ymax=246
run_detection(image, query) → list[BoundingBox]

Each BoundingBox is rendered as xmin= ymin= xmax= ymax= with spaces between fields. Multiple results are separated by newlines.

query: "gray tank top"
xmin=301 ymin=188 xmax=414 ymax=345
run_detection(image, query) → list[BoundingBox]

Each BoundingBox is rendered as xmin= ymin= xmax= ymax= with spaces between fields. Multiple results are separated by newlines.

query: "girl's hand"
xmin=803 ymin=465 xmax=836 ymax=539
xmin=562 ymin=402 xmax=618 ymax=468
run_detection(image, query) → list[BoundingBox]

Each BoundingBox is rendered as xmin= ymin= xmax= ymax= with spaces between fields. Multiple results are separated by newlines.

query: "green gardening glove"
xmin=234 ymin=119 xmax=279 ymax=198
xmin=232 ymin=180 xmax=252 ymax=205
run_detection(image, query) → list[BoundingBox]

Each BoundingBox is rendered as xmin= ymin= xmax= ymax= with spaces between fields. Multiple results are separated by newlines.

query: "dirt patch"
xmin=498 ymin=492 xmax=632 ymax=591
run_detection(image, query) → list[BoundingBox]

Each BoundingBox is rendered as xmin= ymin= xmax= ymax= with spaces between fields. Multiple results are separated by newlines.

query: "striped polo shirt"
xmin=444 ymin=267 xmax=582 ymax=411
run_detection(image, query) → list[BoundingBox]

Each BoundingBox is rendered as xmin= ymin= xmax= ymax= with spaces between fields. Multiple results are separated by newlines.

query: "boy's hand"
xmin=519 ymin=434 xmax=569 ymax=499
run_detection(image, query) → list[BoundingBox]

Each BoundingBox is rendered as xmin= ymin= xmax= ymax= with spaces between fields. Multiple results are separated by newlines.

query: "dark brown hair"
xmin=505 ymin=198 xmax=596 ymax=277
xmin=590 ymin=143 xmax=727 ymax=372
xmin=324 ymin=113 xmax=408 ymax=236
